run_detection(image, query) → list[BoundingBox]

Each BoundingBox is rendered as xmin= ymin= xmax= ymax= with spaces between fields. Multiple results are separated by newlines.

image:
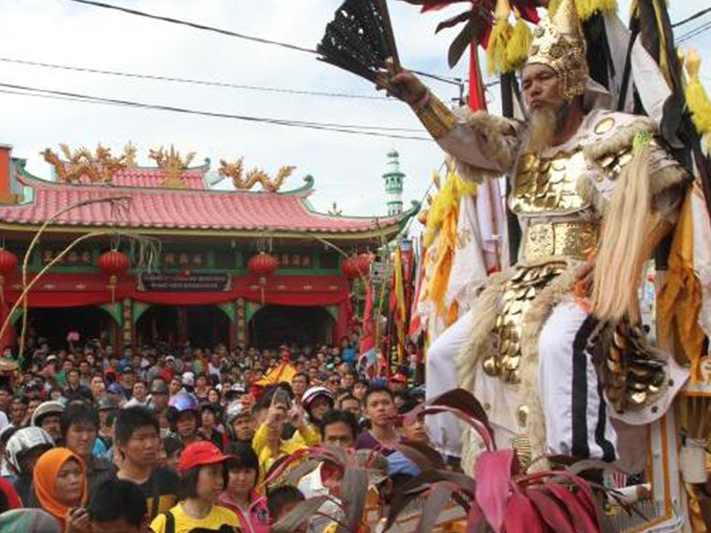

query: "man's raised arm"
xmin=389 ymin=71 xmax=520 ymax=178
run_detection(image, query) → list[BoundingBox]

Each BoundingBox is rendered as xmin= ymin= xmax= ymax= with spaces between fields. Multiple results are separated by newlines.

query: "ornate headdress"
xmin=526 ymin=0 xmax=588 ymax=101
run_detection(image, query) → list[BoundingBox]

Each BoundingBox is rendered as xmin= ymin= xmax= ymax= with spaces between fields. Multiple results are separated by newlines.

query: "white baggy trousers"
xmin=425 ymin=301 xmax=618 ymax=459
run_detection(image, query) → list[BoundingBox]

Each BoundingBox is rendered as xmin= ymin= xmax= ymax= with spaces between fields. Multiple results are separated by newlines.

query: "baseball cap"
xmin=390 ymin=373 xmax=407 ymax=383
xmin=182 ymin=372 xmax=195 ymax=387
xmin=107 ymin=383 xmax=123 ymax=395
xmin=178 ymin=441 xmax=234 ymax=474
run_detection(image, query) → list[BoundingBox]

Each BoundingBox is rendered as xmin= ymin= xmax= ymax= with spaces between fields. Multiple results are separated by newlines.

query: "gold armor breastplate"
xmin=483 ymin=262 xmax=567 ymax=384
xmin=511 ymin=150 xmax=590 ymax=215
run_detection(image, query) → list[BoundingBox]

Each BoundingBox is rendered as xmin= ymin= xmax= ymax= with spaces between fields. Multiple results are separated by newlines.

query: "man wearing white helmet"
xmin=4 ymin=427 xmax=54 ymax=505
xmin=29 ymin=401 xmax=64 ymax=444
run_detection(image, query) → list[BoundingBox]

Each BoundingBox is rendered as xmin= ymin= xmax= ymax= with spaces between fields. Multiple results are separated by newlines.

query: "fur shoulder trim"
xmin=452 ymin=109 xmax=520 ymax=183
xmin=583 ymin=113 xmax=656 ymax=163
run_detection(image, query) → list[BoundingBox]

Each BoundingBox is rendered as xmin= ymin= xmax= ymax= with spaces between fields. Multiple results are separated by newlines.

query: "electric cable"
xmin=0 ymin=82 xmax=434 ymax=141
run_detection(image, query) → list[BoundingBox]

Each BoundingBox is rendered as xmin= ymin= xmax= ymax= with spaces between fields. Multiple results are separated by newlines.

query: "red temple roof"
xmin=0 ymin=160 xmax=415 ymax=237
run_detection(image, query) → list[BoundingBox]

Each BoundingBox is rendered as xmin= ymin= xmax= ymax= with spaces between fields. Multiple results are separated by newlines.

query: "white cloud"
xmin=0 ymin=0 xmax=708 ymax=225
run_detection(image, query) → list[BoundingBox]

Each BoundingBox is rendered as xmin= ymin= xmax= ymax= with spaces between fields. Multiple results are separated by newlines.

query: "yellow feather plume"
xmin=506 ymin=17 xmax=532 ymax=70
xmin=487 ymin=18 xmax=514 ymax=74
xmin=549 ymin=0 xmax=618 ymax=21
xmin=684 ymin=49 xmax=711 ymax=150
xmin=423 ymin=170 xmax=476 ymax=248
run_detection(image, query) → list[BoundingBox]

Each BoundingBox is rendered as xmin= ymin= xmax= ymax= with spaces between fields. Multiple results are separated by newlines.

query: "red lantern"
xmin=0 ymin=249 xmax=18 ymax=304
xmin=98 ymin=250 xmax=129 ymax=302
xmin=341 ymin=256 xmax=359 ymax=279
xmin=247 ymin=252 xmax=278 ymax=280
xmin=355 ymin=253 xmax=372 ymax=277
xmin=248 ymin=252 xmax=277 ymax=303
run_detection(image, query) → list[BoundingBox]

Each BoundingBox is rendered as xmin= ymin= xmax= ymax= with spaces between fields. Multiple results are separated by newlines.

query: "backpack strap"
xmin=164 ymin=510 xmax=175 ymax=533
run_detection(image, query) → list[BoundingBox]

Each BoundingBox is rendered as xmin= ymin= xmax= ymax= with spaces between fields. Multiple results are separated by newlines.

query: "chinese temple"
xmin=0 ymin=143 xmax=417 ymax=352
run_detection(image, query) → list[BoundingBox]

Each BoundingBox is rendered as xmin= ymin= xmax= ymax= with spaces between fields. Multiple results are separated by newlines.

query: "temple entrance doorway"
xmin=136 ymin=305 xmax=230 ymax=348
xmin=19 ymin=306 xmax=115 ymax=349
xmin=249 ymin=305 xmax=334 ymax=349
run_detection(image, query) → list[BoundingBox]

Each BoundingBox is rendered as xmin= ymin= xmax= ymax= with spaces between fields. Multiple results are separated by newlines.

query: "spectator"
xmin=119 ymin=367 xmax=135 ymax=399
xmin=106 ymin=382 xmax=125 ymax=406
xmin=325 ymin=374 xmax=340 ymax=395
xmin=8 ymin=396 xmax=28 ymax=429
xmin=389 ymin=374 xmax=408 ymax=394
xmin=318 ymin=410 xmax=358 ymax=450
xmin=337 ymin=394 xmax=362 ymax=419
xmin=340 ymin=370 xmax=356 ymax=391
xmin=150 ymin=441 xmax=240 ymax=533
xmin=60 ymin=403 xmax=116 ymax=498
xmin=30 ymin=401 xmax=64 ymax=444
xmin=89 ymin=374 xmax=106 ymax=401
xmin=168 ymin=377 xmax=182 ymax=398
xmin=356 ymin=385 xmax=398 ymax=453
xmin=352 ymin=379 xmax=368 ymax=403
xmin=225 ymin=401 xmax=256 ymax=444
xmin=65 ymin=368 xmax=92 ymax=402
xmin=291 ymin=372 xmax=309 ymax=405
xmin=125 ymin=381 xmax=149 ymax=408
xmin=163 ymin=437 xmax=183 ymax=472
xmin=32 ymin=448 xmax=87 ymax=531
xmin=87 ymin=478 xmax=148 ymax=533
xmin=114 ymin=406 xmax=180 ymax=521
xmin=165 ymin=392 xmax=202 ymax=449
xmin=253 ymin=389 xmax=320 ymax=475
xmin=298 ymin=410 xmax=358 ymax=533
xmin=4 ymin=427 xmax=54 ymax=504
xmin=267 ymin=485 xmax=306 ymax=533
xmin=219 ymin=443 xmax=270 ymax=533
xmin=301 ymin=386 xmax=335 ymax=436
xmin=96 ymin=397 xmax=119 ymax=451
xmin=199 ymin=403 xmax=226 ymax=451
xmin=148 ymin=378 xmax=171 ymax=436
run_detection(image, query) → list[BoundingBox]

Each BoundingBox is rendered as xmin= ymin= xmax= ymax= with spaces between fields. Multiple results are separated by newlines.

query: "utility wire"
xmin=677 ymin=20 xmax=711 ymax=43
xmin=0 ymin=82 xmax=433 ymax=141
xmin=61 ymin=0 xmax=317 ymax=55
xmin=673 ymin=7 xmax=711 ymax=28
xmin=0 ymin=57 xmax=391 ymax=101
xmin=59 ymin=0 xmax=466 ymax=87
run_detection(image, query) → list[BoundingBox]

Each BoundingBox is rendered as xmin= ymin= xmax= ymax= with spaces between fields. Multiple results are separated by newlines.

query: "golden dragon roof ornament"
xmin=149 ymin=145 xmax=197 ymax=189
xmin=42 ymin=144 xmax=129 ymax=184
xmin=219 ymin=158 xmax=296 ymax=193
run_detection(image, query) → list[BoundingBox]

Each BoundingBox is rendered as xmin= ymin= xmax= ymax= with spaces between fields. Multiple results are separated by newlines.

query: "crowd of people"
xmin=0 ymin=336 xmax=429 ymax=533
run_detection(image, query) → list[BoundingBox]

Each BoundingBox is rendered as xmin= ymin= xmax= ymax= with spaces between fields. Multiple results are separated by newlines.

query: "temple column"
xmin=121 ymin=297 xmax=133 ymax=353
xmin=235 ymin=298 xmax=247 ymax=348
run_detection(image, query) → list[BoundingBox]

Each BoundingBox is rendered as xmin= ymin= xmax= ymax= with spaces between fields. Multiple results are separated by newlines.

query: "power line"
xmin=677 ymin=20 xmax=711 ymax=43
xmin=0 ymin=57 xmax=391 ymax=101
xmin=673 ymin=7 xmax=711 ymax=28
xmin=0 ymin=81 xmax=433 ymax=141
xmin=61 ymin=0 xmax=317 ymax=55
xmin=59 ymin=0 xmax=466 ymax=87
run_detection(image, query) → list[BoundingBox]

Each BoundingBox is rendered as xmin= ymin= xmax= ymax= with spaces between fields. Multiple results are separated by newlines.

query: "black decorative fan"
xmin=317 ymin=0 xmax=400 ymax=88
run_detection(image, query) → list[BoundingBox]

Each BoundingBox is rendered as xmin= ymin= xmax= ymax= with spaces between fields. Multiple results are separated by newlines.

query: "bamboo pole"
xmin=16 ymin=196 xmax=130 ymax=358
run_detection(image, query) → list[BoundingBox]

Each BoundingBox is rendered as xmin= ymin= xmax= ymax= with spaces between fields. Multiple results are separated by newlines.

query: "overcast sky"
xmin=0 ymin=0 xmax=709 ymax=222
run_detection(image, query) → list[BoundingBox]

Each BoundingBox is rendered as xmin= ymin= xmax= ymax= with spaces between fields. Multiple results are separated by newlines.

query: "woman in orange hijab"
xmin=32 ymin=448 xmax=88 ymax=531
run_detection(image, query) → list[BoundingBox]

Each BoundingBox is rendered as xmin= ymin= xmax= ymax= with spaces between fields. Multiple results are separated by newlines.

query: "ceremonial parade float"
xmin=265 ymin=0 xmax=711 ymax=532
xmin=0 ymin=143 xmax=417 ymax=353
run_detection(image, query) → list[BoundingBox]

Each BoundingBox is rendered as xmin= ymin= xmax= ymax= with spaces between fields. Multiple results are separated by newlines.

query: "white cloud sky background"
xmin=0 ymin=0 xmax=709 ymax=222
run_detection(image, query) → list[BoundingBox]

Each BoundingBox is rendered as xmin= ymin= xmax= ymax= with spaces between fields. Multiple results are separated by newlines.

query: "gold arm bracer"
xmin=412 ymin=92 xmax=458 ymax=140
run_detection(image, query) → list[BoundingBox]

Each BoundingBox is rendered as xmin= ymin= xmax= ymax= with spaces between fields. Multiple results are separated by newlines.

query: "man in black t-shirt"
xmin=114 ymin=406 xmax=180 ymax=520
